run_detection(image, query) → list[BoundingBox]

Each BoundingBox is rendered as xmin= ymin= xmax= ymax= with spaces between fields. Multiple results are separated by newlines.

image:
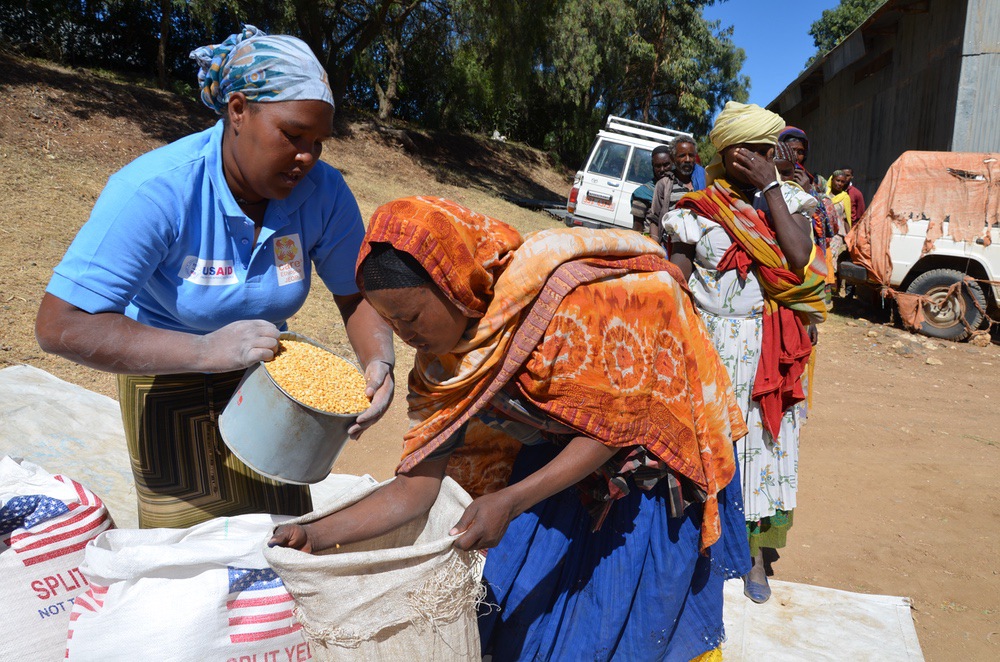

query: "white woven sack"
xmin=0 ymin=455 xmax=113 ymax=661
xmin=264 ymin=476 xmax=483 ymax=661
xmin=66 ymin=514 xmax=313 ymax=661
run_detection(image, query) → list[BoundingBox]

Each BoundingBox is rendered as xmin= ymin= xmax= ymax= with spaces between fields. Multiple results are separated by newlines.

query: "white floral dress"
xmin=662 ymin=183 xmax=817 ymax=523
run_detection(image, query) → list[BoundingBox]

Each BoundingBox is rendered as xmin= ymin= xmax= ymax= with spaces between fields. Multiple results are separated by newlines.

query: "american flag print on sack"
xmin=0 ymin=476 xmax=111 ymax=567
xmin=70 ymin=583 xmax=108 ymax=615
xmin=66 ymin=583 xmax=108 ymax=658
xmin=226 ymin=567 xmax=302 ymax=644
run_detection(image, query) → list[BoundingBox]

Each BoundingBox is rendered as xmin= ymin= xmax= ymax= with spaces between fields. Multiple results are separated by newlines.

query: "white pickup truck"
xmin=565 ymin=116 xmax=691 ymax=230
xmin=841 ymin=151 xmax=999 ymax=341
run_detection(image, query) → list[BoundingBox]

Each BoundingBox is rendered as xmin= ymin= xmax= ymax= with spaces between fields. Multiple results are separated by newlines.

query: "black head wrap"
xmin=360 ymin=242 xmax=433 ymax=292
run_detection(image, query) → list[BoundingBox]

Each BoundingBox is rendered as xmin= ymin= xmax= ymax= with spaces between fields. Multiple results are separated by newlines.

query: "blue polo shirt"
xmin=46 ymin=121 xmax=364 ymax=334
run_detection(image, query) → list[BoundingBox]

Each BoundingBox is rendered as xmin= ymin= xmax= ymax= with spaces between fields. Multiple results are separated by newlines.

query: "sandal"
xmin=743 ymin=574 xmax=771 ymax=604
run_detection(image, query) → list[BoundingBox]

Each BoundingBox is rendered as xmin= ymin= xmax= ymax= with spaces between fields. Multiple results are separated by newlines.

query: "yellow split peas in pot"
xmin=264 ymin=340 xmax=370 ymax=414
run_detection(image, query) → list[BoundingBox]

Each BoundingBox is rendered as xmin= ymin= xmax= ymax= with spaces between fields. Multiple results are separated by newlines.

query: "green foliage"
xmin=807 ymin=0 xmax=886 ymax=64
xmin=0 ymin=0 xmax=749 ymax=166
xmin=169 ymin=78 xmax=198 ymax=98
xmin=531 ymin=0 xmax=637 ymax=159
xmin=0 ymin=1 xmax=265 ymax=81
xmin=449 ymin=0 xmax=748 ymax=164
xmin=696 ymin=134 xmax=717 ymax=168
xmin=627 ymin=1 xmax=749 ymax=137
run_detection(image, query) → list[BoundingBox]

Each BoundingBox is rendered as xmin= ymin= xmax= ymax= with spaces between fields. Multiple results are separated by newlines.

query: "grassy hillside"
xmin=0 ymin=52 xmax=572 ymax=397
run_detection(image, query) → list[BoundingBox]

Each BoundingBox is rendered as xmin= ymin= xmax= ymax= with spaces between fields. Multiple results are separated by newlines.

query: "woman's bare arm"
xmin=268 ymin=457 xmax=449 ymax=553
xmin=335 ymin=293 xmax=396 ymax=438
xmin=450 ymin=436 xmax=617 ymax=550
xmin=271 ymin=435 xmax=620 ymax=554
xmin=669 ymin=241 xmax=696 ymax=281
xmin=35 ymin=293 xmax=280 ymax=374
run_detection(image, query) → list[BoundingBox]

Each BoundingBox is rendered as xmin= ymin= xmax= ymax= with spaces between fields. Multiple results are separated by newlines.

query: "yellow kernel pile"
xmin=264 ymin=339 xmax=370 ymax=415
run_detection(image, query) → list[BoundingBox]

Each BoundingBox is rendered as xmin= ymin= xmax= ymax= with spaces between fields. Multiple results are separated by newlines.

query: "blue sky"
xmin=703 ymin=0 xmax=842 ymax=108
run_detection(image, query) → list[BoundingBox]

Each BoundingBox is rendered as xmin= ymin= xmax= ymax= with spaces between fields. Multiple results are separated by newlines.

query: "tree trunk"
xmin=157 ymin=0 xmax=171 ymax=90
xmin=641 ymin=8 xmax=669 ymax=123
xmin=292 ymin=0 xmax=421 ymax=114
xmin=376 ymin=34 xmax=402 ymax=120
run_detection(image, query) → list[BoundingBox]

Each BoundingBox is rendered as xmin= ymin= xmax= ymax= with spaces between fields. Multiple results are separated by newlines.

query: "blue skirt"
xmin=480 ymin=443 xmax=750 ymax=661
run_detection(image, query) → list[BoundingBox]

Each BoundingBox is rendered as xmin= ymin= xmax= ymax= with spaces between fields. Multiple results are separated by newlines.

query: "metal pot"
xmin=218 ymin=332 xmax=360 ymax=485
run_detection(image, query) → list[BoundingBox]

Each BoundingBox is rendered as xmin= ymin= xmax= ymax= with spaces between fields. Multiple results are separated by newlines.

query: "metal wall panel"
xmin=952 ymin=0 xmax=1000 ymax=150
xmin=768 ymin=0 xmax=970 ymax=197
xmin=962 ymin=0 xmax=1000 ymax=54
xmin=824 ymin=32 xmax=866 ymax=80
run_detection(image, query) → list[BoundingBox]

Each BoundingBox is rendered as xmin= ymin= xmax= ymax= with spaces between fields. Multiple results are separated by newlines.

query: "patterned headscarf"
xmin=358 ymin=197 xmax=746 ymax=551
xmin=190 ymin=25 xmax=334 ymax=115
xmin=779 ymin=126 xmax=809 ymax=158
xmin=356 ymin=197 xmax=523 ymax=318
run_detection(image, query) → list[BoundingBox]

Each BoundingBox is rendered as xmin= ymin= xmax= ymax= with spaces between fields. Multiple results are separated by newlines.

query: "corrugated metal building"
xmin=767 ymin=0 xmax=999 ymax=198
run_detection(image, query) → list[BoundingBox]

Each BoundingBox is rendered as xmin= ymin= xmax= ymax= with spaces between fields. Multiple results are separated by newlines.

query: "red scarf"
xmin=677 ymin=180 xmax=826 ymax=440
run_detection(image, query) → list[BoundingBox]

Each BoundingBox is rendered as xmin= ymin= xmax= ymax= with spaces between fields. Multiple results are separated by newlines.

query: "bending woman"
xmin=661 ymin=102 xmax=827 ymax=603
xmin=35 ymin=27 xmax=394 ymax=528
xmin=271 ymin=196 xmax=750 ymax=661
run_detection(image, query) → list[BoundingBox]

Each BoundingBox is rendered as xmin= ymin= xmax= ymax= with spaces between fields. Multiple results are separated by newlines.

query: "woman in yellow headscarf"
xmin=660 ymin=102 xmax=827 ymax=604
xmin=271 ymin=196 xmax=751 ymax=660
xmin=826 ymin=169 xmax=854 ymax=230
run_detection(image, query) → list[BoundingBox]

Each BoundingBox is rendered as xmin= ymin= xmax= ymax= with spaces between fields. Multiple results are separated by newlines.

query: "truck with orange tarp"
xmin=840 ymin=151 xmax=999 ymax=341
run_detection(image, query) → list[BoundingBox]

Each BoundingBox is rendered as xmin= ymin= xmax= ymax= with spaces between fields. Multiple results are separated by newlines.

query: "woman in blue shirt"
xmin=35 ymin=27 xmax=395 ymax=528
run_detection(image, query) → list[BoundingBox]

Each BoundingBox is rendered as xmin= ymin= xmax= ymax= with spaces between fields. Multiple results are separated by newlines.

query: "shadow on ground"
xmin=831 ymin=286 xmax=998 ymax=342
xmin=1 ymin=52 xmax=213 ymax=145
xmin=342 ymin=120 xmax=570 ymax=204
xmin=1 ymin=51 xmax=570 ymax=205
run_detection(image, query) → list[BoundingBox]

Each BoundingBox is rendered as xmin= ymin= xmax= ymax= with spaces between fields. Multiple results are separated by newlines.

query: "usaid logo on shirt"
xmin=178 ymin=256 xmax=239 ymax=286
xmin=274 ymin=234 xmax=305 ymax=286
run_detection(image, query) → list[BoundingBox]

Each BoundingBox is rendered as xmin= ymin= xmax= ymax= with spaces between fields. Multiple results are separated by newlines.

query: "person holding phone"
xmin=661 ymin=102 xmax=827 ymax=603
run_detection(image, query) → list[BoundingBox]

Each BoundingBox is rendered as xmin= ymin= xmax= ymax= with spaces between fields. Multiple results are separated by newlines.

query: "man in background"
xmin=842 ymin=166 xmax=867 ymax=221
xmin=648 ymin=135 xmax=704 ymax=247
xmin=630 ymin=145 xmax=673 ymax=233
xmin=670 ymin=135 xmax=705 ymax=193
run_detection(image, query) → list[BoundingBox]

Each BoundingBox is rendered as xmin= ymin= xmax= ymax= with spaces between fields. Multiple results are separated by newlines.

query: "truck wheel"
xmin=905 ymin=268 xmax=986 ymax=341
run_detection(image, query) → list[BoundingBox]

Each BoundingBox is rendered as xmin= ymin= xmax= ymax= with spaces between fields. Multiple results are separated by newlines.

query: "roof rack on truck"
xmin=603 ymin=115 xmax=692 ymax=144
xmin=564 ymin=116 xmax=694 ymax=231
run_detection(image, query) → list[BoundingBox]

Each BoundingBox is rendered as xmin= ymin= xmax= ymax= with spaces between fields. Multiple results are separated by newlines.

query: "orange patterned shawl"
xmin=357 ymin=196 xmax=747 ymax=550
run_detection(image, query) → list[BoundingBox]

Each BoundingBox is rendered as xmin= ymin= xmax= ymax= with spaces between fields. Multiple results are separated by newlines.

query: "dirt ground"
xmin=2 ymin=54 xmax=998 ymax=661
